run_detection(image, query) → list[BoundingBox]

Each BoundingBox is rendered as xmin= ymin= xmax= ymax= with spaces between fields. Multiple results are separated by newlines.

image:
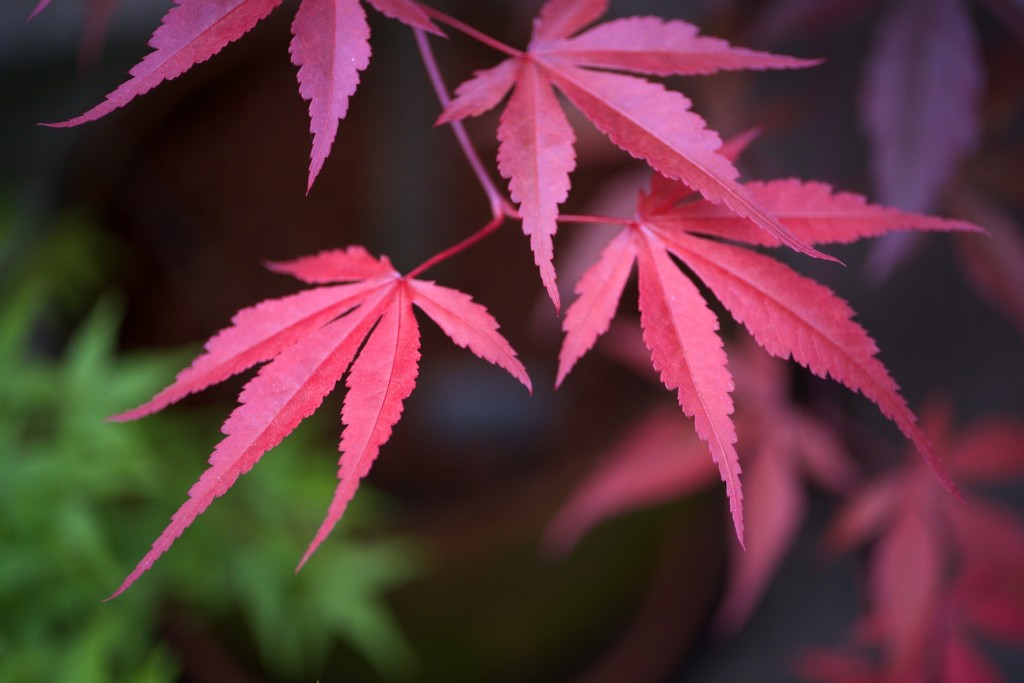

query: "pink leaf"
xmin=635 ymin=229 xmax=743 ymax=544
xmin=109 ymin=288 xmax=392 ymax=597
xmin=643 ymin=179 xmax=982 ymax=247
xmin=827 ymin=476 xmax=903 ymax=554
xmin=794 ymin=650 xmax=883 ymax=683
xmin=952 ymin=186 xmax=1024 ymax=338
xmin=942 ymin=636 xmax=1006 ymax=683
xmin=949 ymin=419 xmax=1024 ymax=482
xmin=113 ymin=279 xmax=390 ymax=421
xmin=267 ymin=246 xmax=395 ymax=283
xmin=557 ymin=229 xmax=636 ymax=387
xmin=546 ymin=66 xmax=833 ymax=262
xmin=791 ymin=413 xmax=857 ymax=494
xmin=946 ymin=413 xmax=1024 ymax=483
xmin=111 ymin=244 xmax=534 ymax=592
xmin=861 ymin=0 xmax=983 ymax=211
xmin=497 ymin=60 xmax=576 ymax=309
xmin=77 ymin=0 xmax=122 ymax=67
xmin=543 ymin=407 xmax=717 ymax=555
xmin=47 ymin=0 xmax=285 ymax=127
xmin=716 ymin=438 xmax=805 ymax=633
xmin=408 ymin=278 xmax=532 ymax=391
xmin=751 ymin=0 xmax=877 ymax=44
xmin=530 ymin=0 xmax=608 ymax=43
xmin=637 ymin=130 xmax=762 ymax=216
xmin=436 ymin=58 xmax=519 ymax=124
xmin=300 ymin=286 xmax=419 ymax=567
xmin=870 ymin=508 xmax=944 ymax=675
xmin=538 ymin=16 xmax=820 ymax=76
xmin=28 ymin=0 xmax=53 ymax=21
xmin=289 ymin=0 xmax=372 ymax=191
xmin=659 ymin=230 xmax=961 ymax=499
xmin=365 ymin=0 xmax=440 ymax=34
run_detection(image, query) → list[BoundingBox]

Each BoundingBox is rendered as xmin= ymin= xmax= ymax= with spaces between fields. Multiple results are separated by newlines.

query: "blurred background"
xmin=2 ymin=0 xmax=1023 ymax=681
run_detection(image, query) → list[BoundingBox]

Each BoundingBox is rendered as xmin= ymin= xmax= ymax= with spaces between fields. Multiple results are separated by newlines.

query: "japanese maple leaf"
xmin=44 ymin=0 xmax=440 ymax=190
xmin=751 ymin=0 xmax=878 ymax=44
xmin=952 ymin=184 xmax=1024 ymax=339
xmin=862 ymin=0 xmax=982 ymax=214
xmin=107 ymin=246 xmax=530 ymax=598
xmin=437 ymin=0 xmax=823 ymax=308
xmin=804 ymin=403 xmax=1024 ymax=683
xmin=27 ymin=0 xmax=54 ymax=20
xmin=546 ymin=334 xmax=855 ymax=632
xmin=28 ymin=0 xmax=122 ymax=66
xmin=543 ymin=404 xmax=719 ymax=556
xmin=556 ymin=170 xmax=980 ymax=545
xmin=860 ymin=0 xmax=983 ymax=279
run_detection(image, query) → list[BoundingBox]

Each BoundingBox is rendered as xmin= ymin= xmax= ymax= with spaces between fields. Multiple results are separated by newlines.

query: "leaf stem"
xmin=406 ymin=213 xmax=505 ymax=279
xmin=420 ymin=6 xmax=523 ymax=58
xmin=557 ymin=213 xmax=634 ymax=226
xmin=414 ymin=28 xmax=512 ymax=219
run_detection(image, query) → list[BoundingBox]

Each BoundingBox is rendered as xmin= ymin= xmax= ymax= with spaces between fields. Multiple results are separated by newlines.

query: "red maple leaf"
xmin=28 ymin=0 xmax=122 ymax=65
xmin=546 ymin=334 xmax=855 ymax=633
xmin=543 ymin=402 xmax=719 ymax=556
xmin=436 ymin=0 xmax=823 ymax=307
xmin=801 ymin=402 xmax=1024 ymax=683
xmin=860 ymin=0 xmax=984 ymax=280
xmin=43 ymin=0 xmax=440 ymax=190
xmin=555 ymin=169 xmax=980 ymax=545
xmin=862 ymin=0 xmax=983 ymax=214
xmin=108 ymin=246 xmax=530 ymax=598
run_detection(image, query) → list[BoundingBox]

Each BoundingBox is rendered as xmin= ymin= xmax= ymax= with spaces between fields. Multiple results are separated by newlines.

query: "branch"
xmin=415 ymin=28 xmax=514 ymax=221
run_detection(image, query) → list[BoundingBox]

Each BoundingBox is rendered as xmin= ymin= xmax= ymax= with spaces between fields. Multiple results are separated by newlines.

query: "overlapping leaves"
xmin=437 ymin=0 xmax=823 ymax=308
xmin=800 ymin=404 xmax=1024 ymax=683
xmin=555 ymin=169 xmax=979 ymax=544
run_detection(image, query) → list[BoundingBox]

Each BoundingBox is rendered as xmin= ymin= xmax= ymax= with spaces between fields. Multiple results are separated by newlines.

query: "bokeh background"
xmin=2 ymin=1 xmax=1023 ymax=681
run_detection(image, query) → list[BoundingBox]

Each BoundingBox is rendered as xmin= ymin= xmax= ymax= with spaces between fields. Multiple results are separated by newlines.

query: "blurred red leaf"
xmin=808 ymin=402 xmax=1024 ymax=681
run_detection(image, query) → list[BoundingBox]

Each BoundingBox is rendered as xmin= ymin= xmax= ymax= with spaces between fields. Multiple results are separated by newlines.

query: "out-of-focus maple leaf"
xmin=750 ymin=0 xmax=877 ymax=44
xmin=757 ymin=0 xmax=1024 ymax=334
xmin=27 ymin=0 xmax=54 ymax=20
xmin=862 ymin=0 xmax=983 ymax=213
xmin=556 ymin=168 xmax=978 ymax=544
xmin=108 ymin=246 xmax=530 ymax=598
xmin=544 ymin=403 xmax=719 ymax=556
xmin=802 ymin=402 xmax=1024 ymax=683
xmin=714 ymin=345 xmax=855 ymax=633
xmin=546 ymin=336 xmax=855 ymax=633
xmin=860 ymin=0 xmax=983 ymax=279
xmin=28 ymin=0 xmax=122 ymax=66
xmin=437 ymin=0 xmax=823 ymax=308
xmin=44 ymin=0 xmax=441 ymax=191
xmin=951 ymin=184 xmax=1024 ymax=338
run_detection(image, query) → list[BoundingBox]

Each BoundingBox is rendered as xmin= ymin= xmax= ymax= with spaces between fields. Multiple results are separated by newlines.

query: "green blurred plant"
xmin=0 ymin=206 xmax=421 ymax=682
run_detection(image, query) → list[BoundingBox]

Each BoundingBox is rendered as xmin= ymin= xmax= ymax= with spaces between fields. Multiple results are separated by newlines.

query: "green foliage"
xmin=0 ymin=207 xmax=421 ymax=682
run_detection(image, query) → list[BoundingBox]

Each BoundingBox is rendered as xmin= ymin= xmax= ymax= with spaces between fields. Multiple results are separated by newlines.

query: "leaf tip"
xmin=801 ymin=243 xmax=845 ymax=266
xmin=732 ymin=510 xmax=746 ymax=551
xmin=296 ymin=538 xmax=322 ymax=572
xmin=107 ymin=403 xmax=156 ymax=422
